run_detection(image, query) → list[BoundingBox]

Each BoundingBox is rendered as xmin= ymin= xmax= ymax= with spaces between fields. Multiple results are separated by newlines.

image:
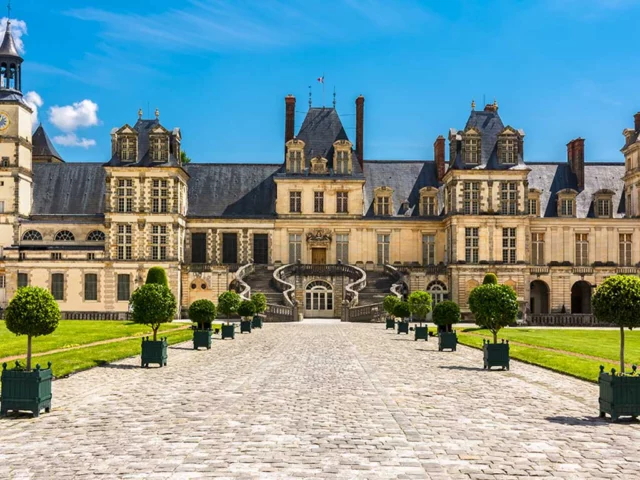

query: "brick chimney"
xmin=634 ymin=112 xmax=640 ymax=132
xmin=434 ymin=135 xmax=446 ymax=182
xmin=567 ymin=138 xmax=585 ymax=190
xmin=355 ymin=95 xmax=365 ymax=169
xmin=285 ymin=94 xmax=295 ymax=159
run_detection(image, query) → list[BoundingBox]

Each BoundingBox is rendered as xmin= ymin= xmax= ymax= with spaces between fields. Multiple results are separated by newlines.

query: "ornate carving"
xmin=310 ymin=156 xmax=328 ymax=174
xmin=306 ymin=229 xmax=332 ymax=243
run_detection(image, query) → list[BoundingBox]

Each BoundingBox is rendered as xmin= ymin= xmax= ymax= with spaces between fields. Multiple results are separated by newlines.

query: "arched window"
xmin=305 ymin=280 xmax=334 ymax=317
xmin=87 ymin=231 xmax=106 ymax=242
xmin=55 ymin=230 xmax=75 ymax=241
xmin=426 ymin=280 xmax=448 ymax=306
xmin=22 ymin=230 xmax=43 ymax=241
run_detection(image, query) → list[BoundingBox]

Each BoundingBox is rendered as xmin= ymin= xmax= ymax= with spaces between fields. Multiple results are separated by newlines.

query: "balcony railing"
xmin=529 ymin=266 xmax=549 ymax=275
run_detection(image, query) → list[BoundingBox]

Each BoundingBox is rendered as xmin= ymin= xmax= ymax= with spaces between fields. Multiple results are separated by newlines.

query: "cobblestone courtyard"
xmin=1 ymin=322 xmax=639 ymax=479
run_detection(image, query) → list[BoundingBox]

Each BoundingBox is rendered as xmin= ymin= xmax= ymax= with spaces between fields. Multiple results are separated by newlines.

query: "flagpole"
xmin=322 ymin=72 xmax=325 ymax=107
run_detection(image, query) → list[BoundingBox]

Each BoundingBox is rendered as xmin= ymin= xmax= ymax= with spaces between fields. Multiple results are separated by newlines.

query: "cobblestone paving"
xmin=1 ymin=323 xmax=640 ymax=479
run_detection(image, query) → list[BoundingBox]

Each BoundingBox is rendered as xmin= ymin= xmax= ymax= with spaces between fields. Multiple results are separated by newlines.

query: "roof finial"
xmin=7 ymin=0 xmax=11 ymax=25
xmin=155 ymin=108 xmax=159 ymax=119
xmin=138 ymin=108 xmax=143 ymax=119
xmin=471 ymin=99 xmax=475 ymax=111
xmin=333 ymin=86 xmax=336 ymax=108
xmin=493 ymin=98 xmax=498 ymax=108
xmin=308 ymin=85 xmax=312 ymax=109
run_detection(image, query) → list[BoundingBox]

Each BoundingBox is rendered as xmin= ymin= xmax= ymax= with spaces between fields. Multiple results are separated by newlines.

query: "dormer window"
xmin=557 ymin=189 xmax=578 ymax=217
xmin=528 ymin=189 xmax=541 ymax=217
xmin=499 ymin=138 xmax=516 ymax=164
xmin=286 ymin=139 xmax=305 ymax=174
xmin=333 ymin=140 xmax=353 ymax=174
xmin=310 ymin=156 xmax=328 ymax=175
xmin=419 ymin=187 xmax=438 ymax=216
xmin=374 ymin=186 xmax=393 ymax=216
xmin=119 ymin=136 xmax=137 ymax=162
xmin=594 ymin=189 xmax=615 ymax=218
xmin=150 ymin=135 xmax=169 ymax=162
xmin=463 ymin=130 xmax=480 ymax=165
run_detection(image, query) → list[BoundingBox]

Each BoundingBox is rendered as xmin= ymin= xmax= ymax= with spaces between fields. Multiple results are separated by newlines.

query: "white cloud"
xmin=23 ymin=91 xmax=43 ymax=125
xmin=53 ymin=133 xmax=96 ymax=149
xmin=0 ymin=18 xmax=27 ymax=53
xmin=48 ymin=100 xmax=99 ymax=132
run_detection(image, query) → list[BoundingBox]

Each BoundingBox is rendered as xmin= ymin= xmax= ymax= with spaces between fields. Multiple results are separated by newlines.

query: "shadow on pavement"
xmin=95 ymin=362 xmax=139 ymax=370
xmin=438 ymin=365 xmax=486 ymax=372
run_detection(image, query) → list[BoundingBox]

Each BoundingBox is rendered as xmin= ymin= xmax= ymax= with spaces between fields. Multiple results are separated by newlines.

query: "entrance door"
xmin=312 ymin=248 xmax=326 ymax=265
xmin=222 ymin=233 xmax=238 ymax=264
xmin=253 ymin=234 xmax=268 ymax=264
xmin=305 ymin=280 xmax=334 ymax=318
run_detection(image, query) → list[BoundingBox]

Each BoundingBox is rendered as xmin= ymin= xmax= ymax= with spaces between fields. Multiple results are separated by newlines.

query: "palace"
xmin=0 ymin=23 xmax=637 ymax=321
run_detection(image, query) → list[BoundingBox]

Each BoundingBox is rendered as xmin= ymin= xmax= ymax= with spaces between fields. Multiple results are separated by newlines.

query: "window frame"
xmin=288 ymin=233 xmax=302 ymax=263
xmin=502 ymin=227 xmax=517 ymax=264
xmin=336 ymin=234 xmax=349 ymax=264
xmin=619 ymin=233 xmax=632 ymax=267
xmin=575 ymin=233 xmax=589 ymax=266
xmin=465 ymin=227 xmax=479 ymax=264
xmin=377 ymin=234 xmax=390 ymax=265
xmin=51 ymin=273 xmax=64 ymax=301
xmin=422 ymin=234 xmax=436 ymax=266
xmin=289 ymin=191 xmax=302 ymax=213
xmin=313 ymin=191 xmax=325 ymax=213
xmin=531 ymin=232 xmax=545 ymax=266
xmin=117 ymin=274 xmax=131 ymax=302
xmin=84 ymin=273 xmax=98 ymax=301
xmin=336 ymin=191 xmax=349 ymax=214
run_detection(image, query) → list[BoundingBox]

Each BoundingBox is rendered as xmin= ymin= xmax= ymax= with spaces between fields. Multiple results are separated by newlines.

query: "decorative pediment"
xmin=419 ymin=186 xmax=438 ymax=195
xmin=463 ymin=127 xmax=480 ymax=136
xmin=333 ymin=139 xmax=352 ymax=149
xmin=116 ymin=124 xmax=137 ymax=135
xmin=286 ymin=138 xmax=306 ymax=149
xmin=310 ymin=156 xmax=328 ymax=174
xmin=374 ymin=186 xmax=393 ymax=196
xmin=306 ymin=229 xmax=332 ymax=244
xmin=150 ymin=124 xmax=170 ymax=135
xmin=500 ymin=126 xmax=518 ymax=136
xmin=594 ymin=188 xmax=615 ymax=197
xmin=557 ymin=188 xmax=578 ymax=197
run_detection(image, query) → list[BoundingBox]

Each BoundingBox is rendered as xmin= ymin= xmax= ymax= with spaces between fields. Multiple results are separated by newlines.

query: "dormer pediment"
xmin=333 ymin=139 xmax=352 ymax=149
xmin=499 ymin=126 xmax=518 ymax=136
xmin=594 ymin=188 xmax=615 ymax=197
xmin=150 ymin=124 xmax=170 ymax=135
xmin=558 ymin=188 xmax=578 ymax=197
xmin=374 ymin=186 xmax=393 ymax=195
xmin=528 ymin=188 xmax=541 ymax=196
xmin=463 ymin=127 xmax=480 ymax=136
xmin=286 ymin=138 xmax=306 ymax=149
xmin=419 ymin=186 xmax=438 ymax=195
xmin=116 ymin=124 xmax=137 ymax=135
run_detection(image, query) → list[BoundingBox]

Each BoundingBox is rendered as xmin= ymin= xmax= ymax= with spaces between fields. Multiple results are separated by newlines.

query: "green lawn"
xmin=0 ymin=320 xmax=188 ymax=359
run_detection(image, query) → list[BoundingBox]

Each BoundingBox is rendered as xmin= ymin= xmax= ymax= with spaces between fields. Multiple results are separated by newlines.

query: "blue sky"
xmin=11 ymin=0 xmax=640 ymax=163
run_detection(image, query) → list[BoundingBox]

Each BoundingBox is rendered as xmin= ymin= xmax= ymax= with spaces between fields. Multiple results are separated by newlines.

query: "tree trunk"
xmin=620 ymin=326 xmax=625 ymax=374
xmin=153 ymin=326 xmax=158 ymax=342
xmin=492 ymin=330 xmax=498 ymax=344
xmin=26 ymin=335 xmax=32 ymax=371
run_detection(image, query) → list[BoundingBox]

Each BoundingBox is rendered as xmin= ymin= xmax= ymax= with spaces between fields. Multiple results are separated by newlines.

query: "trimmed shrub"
xmin=393 ymin=301 xmax=411 ymax=321
xmin=407 ymin=291 xmax=433 ymax=324
xmin=189 ymin=299 xmax=217 ymax=329
xmin=130 ymin=283 xmax=177 ymax=341
xmin=218 ymin=291 xmax=241 ymax=320
xmin=383 ymin=295 xmax=401 ymax=317
xmin=432 ymin=300 xmax=461 ymax=330
xmin=5 ymin=286 xmax=61 ymax=371
xmin=483 ymin=273 xmax=498 ymax=285
xmin=468 ymin=283 xmax=518 ymax=343
xmin=238 ymin=300 xmax=257 ymax=319
xmin=145 ymin=267 xmax=169 ymax=287
xmin=251 ymin=293 xmax=267 ymax=314
xmin=593 ymin=275 xmax=640 ymax=374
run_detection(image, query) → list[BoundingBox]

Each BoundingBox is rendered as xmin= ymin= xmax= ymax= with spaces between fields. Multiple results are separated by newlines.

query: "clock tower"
xmin=0 ymin=17 xmax=33 ymax=246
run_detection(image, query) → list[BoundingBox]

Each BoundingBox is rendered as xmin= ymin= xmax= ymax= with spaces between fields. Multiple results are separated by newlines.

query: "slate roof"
xmin=32 ymin=163 xmax=105 ymax=215
xmin=104 ymin=119 xmax=181 ymax=167
xmin=0 ymin=23 xmax=20 ymax=58
xmin=363 ymin=161 xmax=441 ymax=217
xmin=528 ymin=162 xmax=625 ymax=218
xmin=32 ymin=124 xmax=63 ymax=161
xmin=184 ymin=163 xmax=281 ymax=217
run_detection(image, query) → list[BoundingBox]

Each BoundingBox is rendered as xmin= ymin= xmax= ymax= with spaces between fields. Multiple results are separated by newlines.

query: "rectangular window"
xmin=620 ymin=233 xmax=632 ymax=267
xmin=289 ymin=191 xmax=302 ymax=213
xmin=117 ymin=274 xmax=130 ymax=301
xmin=120 ymin=137 xmax=136 ymax=161
xmin=465 ymin=227 xmax=479 ymax=264
xmin=336 ymin=234 xmax=349 ymax=264
xmin=463 ymin=182 xmax=480 ymax=215
xmin=17 ymin=272 xmax=28 ymax=288
xmin=151 ymin=225 xmax=168 ymax=260
xmin=151 ymin=179 xmax=169 ymax=213
xmin=84 ymin=273 xmax=98 ymax=301
xmin=628 ymin=193 xmax=633 ymax=217
xmin=337 ymin=192 xmax=349 ymax=213
xmin=117 ymin=224 xmax=133 ymax=260
xmin=596 ymin=198 xmax=611 ymax=218
xmin=377 ymin=234 xmax=390 ymax=265
xmin=500 ymin=182 xmax=517 ymax=215
xmin=87 ymin=253 xmax=96 ymax=260
xmin=191 ymin=232 xmax=207 ymax=263
xmin=51 ymin=273 xmax=64 ymax=301
xmin=288 ymin=234 xmax=302 ymax=263
xmin=222 ymin=233 xmax=238 ymax=264
xmin=575 ymin=233 xmax=589 ymax=266
xmin=0 ymin=275 xmax=5 ymax=288
xmin=0 ymin=201 xmax=4 ymax=213
xmin=51 ymin=252 xmax=62 ymax=260
xmin=422 ymin=234 xmax=436 ymax=265
xmin=1 ymin=156 xmax=9 ymax=167
xmin=561 ymin=198 xmax=574 ymax=217
xmin=445 ymin=186 xmax=452 ymax=213
xmin=532 ymin=233 xmax=545 ymax=266
xmin=289 ymin=150 xmax=302 ymax=173
xmin=376 ymin=196 xmax=390 ymax=216
xmin=151 ymin=136 xmax=168 ymax=162
xmin=528 ymin=198 xmax=538 ymax=216
xmin=422 ymin=196 xmax=436 ymax=216
xmin=465 ymin=138 xmax=479 ymax=164
xmin=336 ymin=151 xmax=349 ymax=174
xmin=314 ymin=191 xmax=324 ymax=213
xmin=499 ymin=138 xmax=516 ymax=164
xmin=502 ymin=228 xmax=517 ymax=264
xmin=117 ymin=179 xmax=134 ymax=213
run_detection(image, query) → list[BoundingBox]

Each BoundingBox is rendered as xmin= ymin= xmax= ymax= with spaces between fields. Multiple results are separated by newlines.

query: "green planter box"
xmin=141 ymin=338 xmax=168 ymax=368
xmin=240 ymin=320 xmax=252 ymax=334
xmin=397 ymin=321 xmax=409 ymax=334
xmin=483 ymin=340 xmax=510 ymax=370
xmin=414 ymin=326 xmax=428 ymax=341
xmin=1 ymin=362 xmax=53 ymax=417
xmin=193 ymin=329 xmax=212 ymax=350
xmin=221 ymin=324 xmax=235 ymax=340
xmin=599 ymin=367 xmax=640 ymax=421
xmin=438 ymin=332 xmax=457 ymax=351
xmin=251 ymin=315 xmax=263 ymax=329
xmin=385 ymin=318 xmax=395 ymax=330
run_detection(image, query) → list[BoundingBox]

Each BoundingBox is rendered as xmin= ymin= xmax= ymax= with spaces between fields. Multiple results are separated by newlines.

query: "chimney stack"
xmin=285 ymin=95 xmax=296 ymax=158
xmin=567 ymin=138 xmax=585 ymax=190
xmin=634 ymin=112 xmax=640 ymax=132
xmin=355 ymin=95 xmax=365 ymax=170
xmin=434 ymin=135 xmax=446 ymax=182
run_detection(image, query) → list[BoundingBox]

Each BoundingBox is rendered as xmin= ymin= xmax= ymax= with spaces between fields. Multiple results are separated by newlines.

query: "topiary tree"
xmin=251 ymin=293 xmax=267 ymax=315
xmin=218 ymin=291 xmax=241 ymax=321
xmin=407 ymin=291 xmax=433 ymax=325
xmin=432 ymin=300 xmax=461 ymax=333
xmin=129 ymin=284 xmax=177 ymax=341
xmin=468 ymin=283 xmax=518 ymax=344
xmin=238 ymin=300 xmax=256 ymax=320
xmin=383 ymin=295 xmax=401 ymax=318
xmin=393 ymin=301 xmax=411 ymax=321
xmin=146 ymin=267 xmax=169 ymax=287
xmin=592 ymin=275 xmax=640 ymax=374
xmin=483 ymin=273 xmax=498 ymax=285
xmin=5 ymin=286 xmax=61 ymax=371
xmin=189 ymin=299 xmax=216 ymax=330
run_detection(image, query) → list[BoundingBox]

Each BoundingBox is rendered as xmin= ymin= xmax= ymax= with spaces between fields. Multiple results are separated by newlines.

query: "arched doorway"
xmin=571 ymin=281 xmax=592 ymax=314
xmin=426 ymin=280 xmax=448 ymax=321
xmin=529 ymin=280 xmax=549 ymax=314
xmin=305 ymin=280 xmax=334 ymax=318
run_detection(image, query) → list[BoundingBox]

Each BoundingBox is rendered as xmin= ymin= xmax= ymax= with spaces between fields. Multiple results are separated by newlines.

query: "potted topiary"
xmin=383 ymin=295 xmax=400 ymax=330
xmin=394 ymin=301 xmax=411 ymax=335
xmin=433 ymin=300 xmax=460 ymax=352
xmin=251 ymin=293 xmax=267 ymax=329
xmin=146 ymin=266 xmax=169 ymax=286
xmin=189 ymin=299 xmax=216 ymax=350
xmin=408 ymin=291 xmax=432 ymax=341
xmin=130 ymin=283 xmax=177 ymax=367
xmin=468 ymin=273 xmax=518 ymax=370
xmin=238 ymin=300 xmax=256 ymax=333
xmin=1 ymin=286 xmax=60 ymax=417
xmin=218 ymin=291 xmax=241 ymax=340
xmin=592 ymin=275 xmax=640 ymax=421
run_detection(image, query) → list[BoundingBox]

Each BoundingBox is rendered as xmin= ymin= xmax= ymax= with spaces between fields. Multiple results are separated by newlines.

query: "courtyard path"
xmin=1 ymin=323 xmax=639 ymax=479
